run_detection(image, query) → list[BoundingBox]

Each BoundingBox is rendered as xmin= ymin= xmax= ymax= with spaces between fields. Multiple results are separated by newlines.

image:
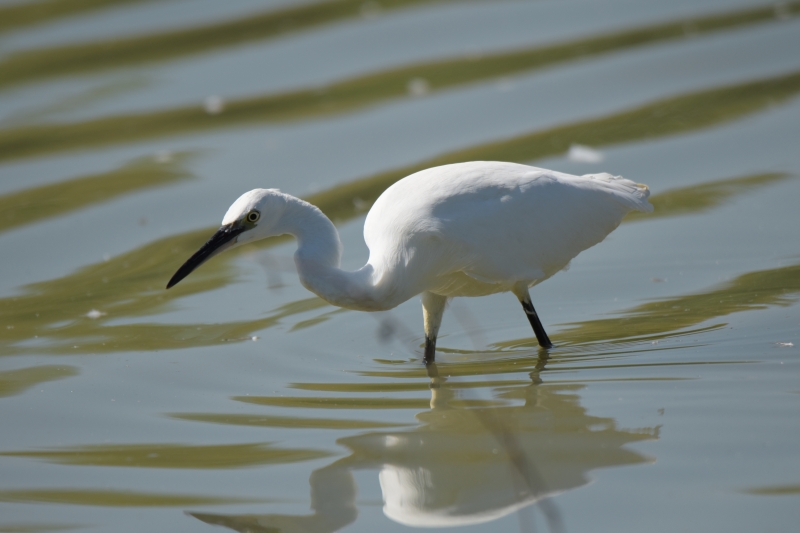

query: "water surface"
xmin=1 ymin=1 xmax=799 ymax=532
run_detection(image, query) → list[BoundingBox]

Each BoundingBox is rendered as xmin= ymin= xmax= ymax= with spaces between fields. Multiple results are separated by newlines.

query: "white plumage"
xmin=168 ymin=161 xmax=652 ymax=362
xmin=365 ymin=162 xmax=650 ymax=298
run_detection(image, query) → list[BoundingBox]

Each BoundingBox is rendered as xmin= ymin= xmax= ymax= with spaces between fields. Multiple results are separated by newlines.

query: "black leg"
xmin=424 ymin=335 xmax=436 ymax=365
xmin=520 ymin=298 xmax=553 ymax=349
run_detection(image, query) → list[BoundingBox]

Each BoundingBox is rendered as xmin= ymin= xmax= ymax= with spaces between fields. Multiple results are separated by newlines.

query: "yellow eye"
xmin=246 ymin=211 xmax=260 ymax=223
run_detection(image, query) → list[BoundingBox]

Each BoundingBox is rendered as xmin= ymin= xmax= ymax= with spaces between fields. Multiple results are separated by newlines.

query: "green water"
xmin=1 ymin=1 xmax=799 ymax=531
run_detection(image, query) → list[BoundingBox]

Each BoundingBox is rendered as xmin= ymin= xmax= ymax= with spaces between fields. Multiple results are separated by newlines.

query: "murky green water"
xmin=1 ymin=1 xmax=799 ymax=531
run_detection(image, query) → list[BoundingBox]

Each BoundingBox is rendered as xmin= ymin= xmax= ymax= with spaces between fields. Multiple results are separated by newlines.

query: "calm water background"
xmin=1 ymin=1 xmax=799 ymax=531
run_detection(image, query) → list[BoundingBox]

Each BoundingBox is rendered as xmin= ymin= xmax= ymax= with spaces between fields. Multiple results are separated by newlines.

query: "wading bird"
xmin=167 ymin=161 xmax=652 ymax=363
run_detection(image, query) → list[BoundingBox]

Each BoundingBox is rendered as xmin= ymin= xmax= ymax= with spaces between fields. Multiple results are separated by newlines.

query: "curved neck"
xmin=280 ymin=196 xmax=384 ymax=311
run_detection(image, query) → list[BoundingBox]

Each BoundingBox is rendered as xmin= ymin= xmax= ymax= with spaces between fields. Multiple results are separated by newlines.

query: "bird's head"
xmin=166 ymin=188 xmax=287 ymax=289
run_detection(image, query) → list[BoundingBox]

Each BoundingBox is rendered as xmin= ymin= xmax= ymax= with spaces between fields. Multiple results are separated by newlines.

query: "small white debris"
xmin=776 ymin=342 xmax=794 ymax=347
xmin=154 ymin=150 xmax=173 ymax=164
xmin=352 ymin=197 xmax=369 ymax=211
xmin=204 ymin=95 xmax=225 ymax=115
xmin=251 ymin=336 xmax=259 ymax=341
xmin=407 ymin=77 xmax=429 ymax=97
xmin=567 ymin=144 xmax=604 ymax=163
xmin=86 ymin=310 xmax=106 ymax=319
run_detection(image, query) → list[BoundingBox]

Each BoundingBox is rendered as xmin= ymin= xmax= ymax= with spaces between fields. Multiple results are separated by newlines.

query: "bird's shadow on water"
xmin=184 ymin=339 xmax=660 ymax=533
xmin=184 ymin=311 xmax=671 ymax=533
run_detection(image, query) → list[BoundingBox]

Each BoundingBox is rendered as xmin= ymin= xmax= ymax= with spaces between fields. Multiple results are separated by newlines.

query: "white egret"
xmin=167 ymin=161 xmax=652 ymax=362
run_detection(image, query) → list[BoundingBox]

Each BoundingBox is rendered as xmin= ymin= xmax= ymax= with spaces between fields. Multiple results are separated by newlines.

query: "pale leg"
xmin=421 ymin=291 xmax=447 ymax=364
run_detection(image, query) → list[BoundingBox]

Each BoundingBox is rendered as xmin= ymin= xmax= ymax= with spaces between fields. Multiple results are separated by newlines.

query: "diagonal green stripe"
xmin=1 ymin=2 xmax=798 ymax=161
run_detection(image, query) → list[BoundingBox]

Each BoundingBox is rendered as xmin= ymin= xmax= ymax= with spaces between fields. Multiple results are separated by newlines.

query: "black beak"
xmin=166 ymin=223 xmax=246 ymax=289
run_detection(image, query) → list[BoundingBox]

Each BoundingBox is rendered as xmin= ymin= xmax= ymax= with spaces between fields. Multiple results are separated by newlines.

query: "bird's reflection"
xmin=190 ymin=355 xmax=657 ymax=532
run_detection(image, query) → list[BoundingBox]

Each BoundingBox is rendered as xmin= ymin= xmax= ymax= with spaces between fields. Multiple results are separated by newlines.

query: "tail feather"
xmin=582 ymin=172 xmax=653 ymax=213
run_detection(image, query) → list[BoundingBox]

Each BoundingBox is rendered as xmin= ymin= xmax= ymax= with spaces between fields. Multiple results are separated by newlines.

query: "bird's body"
xmin=365 ymin=162 xmax=650 ymax=301
xmin=168 ymin=161 xmax=652 ymax=362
